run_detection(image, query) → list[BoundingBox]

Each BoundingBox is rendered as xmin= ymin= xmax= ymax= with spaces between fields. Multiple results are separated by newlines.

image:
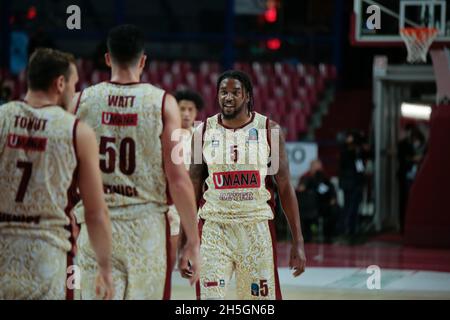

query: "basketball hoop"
xmin=400 ymin=27 xmax=439 ymax=63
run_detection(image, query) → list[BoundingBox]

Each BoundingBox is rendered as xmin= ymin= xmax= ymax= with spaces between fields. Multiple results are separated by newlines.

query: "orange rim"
xmin=400 ymin=27 xmax=438 ymax=40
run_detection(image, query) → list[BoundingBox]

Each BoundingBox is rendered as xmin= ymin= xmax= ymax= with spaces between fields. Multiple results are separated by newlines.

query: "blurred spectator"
xmin=93 ymin=41 xmax=109 ymax=71
xmin=296 ymin=159 xmax=338 ymax=243
xmin=338 ymin=130 xmax=366 ymax=240
xmin=0 ymin=80 xmax=13 ymax=105
xmin=358 ymin=132 xmax=375 ymax=231
xmin=397 ymin=124 xmax=426 ymax=232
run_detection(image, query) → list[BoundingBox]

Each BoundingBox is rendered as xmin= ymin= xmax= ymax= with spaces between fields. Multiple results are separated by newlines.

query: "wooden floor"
xmin=171 ymin=237 xmax=450 ymax=300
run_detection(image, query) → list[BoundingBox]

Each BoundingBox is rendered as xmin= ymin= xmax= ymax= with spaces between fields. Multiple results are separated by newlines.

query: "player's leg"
xmin=0 ymin=235 xmax=67 ymax=299
xmin=235 ymin=220 xmax=282 ymax=300
xmin=198 ymin=220 xmax=234 ymax=300
xmin=77 ymin=222 xmax=127 ymax=300
xmin=124 ymin=213 xmax=169 ymax=299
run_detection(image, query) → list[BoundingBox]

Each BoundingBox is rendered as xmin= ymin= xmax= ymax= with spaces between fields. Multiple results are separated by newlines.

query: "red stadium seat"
xmin=274 ymin=62 xmax=284 ymax=77
xmin=171 ymin=61 xmax=182 ymax=75
xmin=3 ymin=59 xmax=335 ymax=141
xmin=181 ymin=61 xmax=192 ymax=74
xmin=262 ymin=63 xmax=274 ymax=77
xmin=269 ymin=113 xmax=281 ymax=125
xmin=210 ymin=62 xmax=220 ymax=73
xmin=265 ymin=99 xmax=278 ymax=115
xmin=294 ymin=109 xmax=307 ymax=133
xmin=296 ymin=64 xmax=306 ymax=77
xmin=251 ymin=62 xmax=263 ymax=75
xmin=276 ymin=98 xmax=287 ymax=116
xmin=185 ymin=72 xmax=198 ymax=90
xmin=209 ymin=72 xmax=219 ymax=86
xmin=281 ymin=116 xmax=298 ymax=141
xmin=319 ymin=63 xmax=337 ymax=81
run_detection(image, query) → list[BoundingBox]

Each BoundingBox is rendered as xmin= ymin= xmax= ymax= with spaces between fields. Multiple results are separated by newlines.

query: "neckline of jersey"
xmin=108 ymin=81 xmax=141 ymax=86
xmin=19 ymin=99 xmax=57 ymax=109
xmin=218 ymin=111 xmax=256 ymax=131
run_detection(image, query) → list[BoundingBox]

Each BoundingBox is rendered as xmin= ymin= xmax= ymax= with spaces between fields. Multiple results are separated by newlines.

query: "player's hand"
xmin=178 ymin=241 xmax=200 ymax=286
xmin=289 ymin=242 xmax=306 ymax=277
xmin=95 ymin=267 xmax=114 ymax=300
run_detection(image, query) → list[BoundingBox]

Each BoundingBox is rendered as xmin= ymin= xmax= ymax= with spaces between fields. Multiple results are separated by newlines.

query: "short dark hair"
xmin=107 ymin=24 xmax=145 ymax=66
xmin=174 ymin=89 xmax=204 ymax=111
xmin=27 ymin=48 xmax=75 ymax=91
xmin=217 ymin=70 xmax=254 ymax=114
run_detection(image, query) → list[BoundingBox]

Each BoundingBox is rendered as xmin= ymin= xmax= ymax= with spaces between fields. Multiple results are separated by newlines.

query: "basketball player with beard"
xmin=187 ymin=70 xmax=306 ymax=300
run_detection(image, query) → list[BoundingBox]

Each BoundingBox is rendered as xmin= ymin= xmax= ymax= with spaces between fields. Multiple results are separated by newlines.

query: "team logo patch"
xmin=211 ymin=139 xmax=220 ymax=147
xmin=102 ymin=112 xmax=138 ymax=126
xmin=247 ymin=128 xmax=259 ymax=143
xmin=213 ymin=170 xmax=261 ymax=189
xmin=251 ymin=283 xmax=260 ymax=296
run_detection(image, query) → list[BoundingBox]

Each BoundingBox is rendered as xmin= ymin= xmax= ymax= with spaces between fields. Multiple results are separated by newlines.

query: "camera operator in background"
xmin=397 ymin=124 xmax=426 ymax=233
xmin=338 ymin=130 xmax=366 ymax=242
xmin=296 ymin=159 xmax=338 ymax=243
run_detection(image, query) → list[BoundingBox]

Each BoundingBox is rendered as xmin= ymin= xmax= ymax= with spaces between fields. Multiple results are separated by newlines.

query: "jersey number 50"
xmin=99 ymin=136 xmax=136 ymax=175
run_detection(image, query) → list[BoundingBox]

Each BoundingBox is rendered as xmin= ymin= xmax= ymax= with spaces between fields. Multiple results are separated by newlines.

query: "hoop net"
xmin=400 ymin=27 xmax=439 ymax=63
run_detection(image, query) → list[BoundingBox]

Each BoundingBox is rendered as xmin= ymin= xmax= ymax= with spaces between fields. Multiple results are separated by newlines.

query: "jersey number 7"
xmin=16 ymin=161 xmax=32 ymax=202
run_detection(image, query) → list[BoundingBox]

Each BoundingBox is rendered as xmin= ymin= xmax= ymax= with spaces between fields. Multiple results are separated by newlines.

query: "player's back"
xmin=0 ymin=101 xmax=78 ymax=252
xmin=75 ymin=81 xmax=169 ymax=220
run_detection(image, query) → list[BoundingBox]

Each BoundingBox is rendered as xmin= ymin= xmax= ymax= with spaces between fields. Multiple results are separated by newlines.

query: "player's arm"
xmin=271 ymin=120 xmax=306 ymax=277
xmin=161 ymin=94 xmax=200 ymax=285
xmin=189 ymin=123 xmax=208 ymax=204
xmin=76 ymin=121 xmax=114 ymax=299
xmin=178 ymin=125 xmax=207 ymax=259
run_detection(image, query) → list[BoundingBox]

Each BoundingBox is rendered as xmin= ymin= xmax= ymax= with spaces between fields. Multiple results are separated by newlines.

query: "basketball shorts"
xmin=77 ymin=212 xmax=171 ymax=300
xmin=196 ymin=219 xmax=282 ymax=300
xmin=0 ymin=234 xmax=68 ymax=299
xmin=167 ymin=205 xmax=181 ymax=237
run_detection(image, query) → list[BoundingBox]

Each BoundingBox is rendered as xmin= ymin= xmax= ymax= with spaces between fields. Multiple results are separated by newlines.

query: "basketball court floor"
xmin=171 ymin=237 xmax=450 ymax=300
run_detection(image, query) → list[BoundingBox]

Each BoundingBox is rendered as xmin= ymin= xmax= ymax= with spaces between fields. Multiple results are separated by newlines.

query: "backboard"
xmin=352 ymin=0 xmax=450 ymax=46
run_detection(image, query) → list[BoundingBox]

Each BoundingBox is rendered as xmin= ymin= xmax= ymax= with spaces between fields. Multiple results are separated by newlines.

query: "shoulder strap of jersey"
xmin=74 ymin=89 xmax=84 ymax=115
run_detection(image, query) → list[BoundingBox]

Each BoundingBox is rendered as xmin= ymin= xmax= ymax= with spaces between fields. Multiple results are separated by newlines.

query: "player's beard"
xmin=221 ymin=100 xmax=246 ymax=120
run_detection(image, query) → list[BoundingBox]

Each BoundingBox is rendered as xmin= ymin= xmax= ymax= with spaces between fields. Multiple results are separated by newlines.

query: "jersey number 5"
xmin=99 ymin=136 xmax=136 ymax=175
xmin=231 ymin=145 xmax=238 ymax=163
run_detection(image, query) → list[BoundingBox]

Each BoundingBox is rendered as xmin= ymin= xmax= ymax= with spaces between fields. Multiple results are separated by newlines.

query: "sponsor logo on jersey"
xmin=102 ymin=112 xmax=138 ymax=126
xmin=7 ymin=134 xmax=47 ymax=151
xmin=204 ymin=281 xmax=218 ymax=288
xmin=212 ymin=170 xmax=261 ymax=189
xmin=0 ymin=212 xmax=40 ymax=224
xmin=219 ymin=192 xmax=254 ymax=201
xmin=104 ymin=184 xmax=139 ymax=197
xmin=219 ymin=279 xmax=225 ymax=287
